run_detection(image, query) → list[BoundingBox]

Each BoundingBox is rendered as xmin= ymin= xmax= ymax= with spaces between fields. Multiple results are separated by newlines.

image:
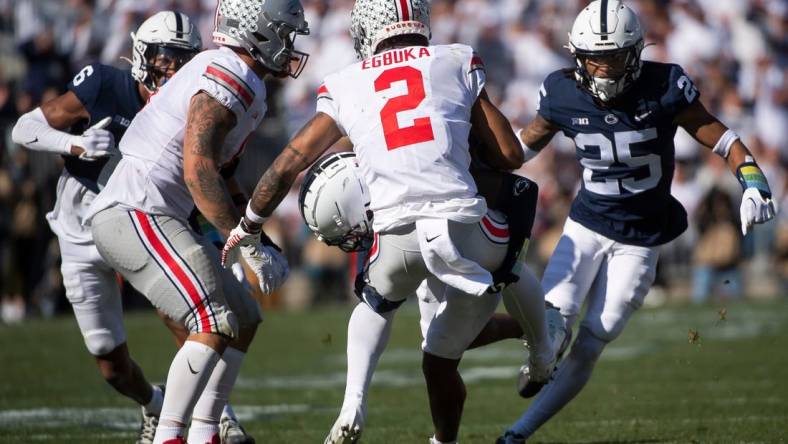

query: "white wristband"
xmin=712 ymin=129 xmax=739 ymax=159
xmin=517 ymin=128 xmax=541 ymax=163
xmin=245 ymin=204 xmax=268 ymax=224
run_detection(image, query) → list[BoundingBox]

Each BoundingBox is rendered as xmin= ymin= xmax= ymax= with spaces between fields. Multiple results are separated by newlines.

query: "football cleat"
xmin=324 ymin=407 xmax=364 ymax=444
xmin=495 ymin=431 xmax=526 ymax=444
xmin=136 ymin=384 xmax=165 ymax=444
xmin=517 ymin=305 xmax=570 ymax=398
xmin=220 ymin=416 xmax=256 ymax=444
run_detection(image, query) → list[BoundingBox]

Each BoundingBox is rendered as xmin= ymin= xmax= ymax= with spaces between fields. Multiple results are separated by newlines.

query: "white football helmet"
xmin=568 ymin=0 xmax=644 ymax=101
xmin=350 ymin=0 xmax=431 ymax=60
xmin=299 ymin=152 xmax=374 ymax=252
xmin=213 ymin=0 xmax=310 ymax=78
xmin=130 ymin=11 xmax=202 ymax=92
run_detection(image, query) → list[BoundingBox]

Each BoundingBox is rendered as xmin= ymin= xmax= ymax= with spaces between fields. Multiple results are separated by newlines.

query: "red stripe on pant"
xmin=133 ymin=210 xmax=212 ymax=332
xmin=482 ymin=216 xmax=509 ymax=238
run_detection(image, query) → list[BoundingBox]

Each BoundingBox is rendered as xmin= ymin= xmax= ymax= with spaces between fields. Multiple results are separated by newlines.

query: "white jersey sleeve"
xmin=315 ymin=83 xmax=346 ymax=135
xmin=199 ymin=60 xmax=257 ymax=117
xmin=467 ymin=51 xmax=486 ymax=99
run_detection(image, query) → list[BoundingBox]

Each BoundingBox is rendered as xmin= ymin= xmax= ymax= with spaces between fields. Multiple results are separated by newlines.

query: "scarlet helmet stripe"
xmin=395 ymin=0 xmax=411 ymax=21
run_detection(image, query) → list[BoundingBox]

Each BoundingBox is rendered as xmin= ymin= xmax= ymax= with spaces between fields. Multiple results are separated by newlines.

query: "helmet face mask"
xmin=299 ymin=153 xmax=374 ymax=253
xmin=143 ymin=45 xmax=200 ymax=88
xmin=130 ymin=11 xmax=202 ymax=92
xmin=213 ymin=0 xmax=310 ymax=78
xmin=568 ymin=0 xmax=644 ymax=102
xmin=350 ymin=0 xmax=431 ymax=60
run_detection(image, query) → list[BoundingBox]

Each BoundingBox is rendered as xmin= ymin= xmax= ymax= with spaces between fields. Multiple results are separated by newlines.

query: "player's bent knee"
xmin=355 ymin=281 xmax=405 ymax=314
xmin=84 ymin=329 xmax=124 ymax=357
xmin=185 ymin=309 xmax=239 ymax=339
xmin=570 ymin=327 xmax=609 ymax=362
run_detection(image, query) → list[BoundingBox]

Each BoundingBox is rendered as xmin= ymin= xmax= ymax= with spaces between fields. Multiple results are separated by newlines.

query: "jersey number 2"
xmin=374 ymin=66 xmax=435 ymax=150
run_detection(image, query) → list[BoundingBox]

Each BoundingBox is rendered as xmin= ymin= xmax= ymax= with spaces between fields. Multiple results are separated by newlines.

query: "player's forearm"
xmin=185 ymin=160 xmax=241 ymax=236
xmin=12 ymin=108 xmax=80 ymax=155
xmin=245 ymin=145 xmax=304 ymax=226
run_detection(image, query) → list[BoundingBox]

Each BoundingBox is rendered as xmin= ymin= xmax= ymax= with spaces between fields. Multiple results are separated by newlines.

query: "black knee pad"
xmin=354 ymin=273 xmax=405 ymax=314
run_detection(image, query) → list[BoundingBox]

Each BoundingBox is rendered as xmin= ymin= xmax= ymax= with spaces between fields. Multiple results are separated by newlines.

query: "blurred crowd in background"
xmin=0 ymin=0 xmax=785 ymax=323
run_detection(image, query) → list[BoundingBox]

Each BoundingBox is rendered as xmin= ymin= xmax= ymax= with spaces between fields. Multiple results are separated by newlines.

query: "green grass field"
xmin=1 ymin=299 xmax=787 ymax=443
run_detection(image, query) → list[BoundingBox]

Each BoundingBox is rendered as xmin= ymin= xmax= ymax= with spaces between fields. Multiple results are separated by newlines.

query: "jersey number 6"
xmin=374 ymin=66 xmax=435 ymax=151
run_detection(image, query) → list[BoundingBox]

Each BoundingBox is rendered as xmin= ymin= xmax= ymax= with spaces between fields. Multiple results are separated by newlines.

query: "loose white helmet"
xmin=213 ymin=0 xmax=310 ymax=78
xmin=568 ymin=0 xmax=644 ymax=101
xmin=299 ymin=152 xmax=374 ymax=253
xmin=350 ymin=0 xmax=431 ymax=60
xmin=130 ymin=11 xmax=202 ymax=91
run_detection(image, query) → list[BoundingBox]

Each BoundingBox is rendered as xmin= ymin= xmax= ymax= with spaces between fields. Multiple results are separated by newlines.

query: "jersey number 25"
xmin=576 ymin=128 xmax=662 ymax=196
xmin=375 ymin=66 xmax=435 ymax=151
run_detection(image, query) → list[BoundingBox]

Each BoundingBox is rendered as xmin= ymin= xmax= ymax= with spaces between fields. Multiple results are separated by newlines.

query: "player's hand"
xmin=740 ymin=187 xmax=778 ymax=235
xmin=222 ymin=220 xmax=289 ymax=294
xmin=240 ymin=243 xmax=289 ymax=294
xmin=72 ymin=117 xmax=116 ymax=161
xmin=221 ymin=220 xmax=260 ymax=267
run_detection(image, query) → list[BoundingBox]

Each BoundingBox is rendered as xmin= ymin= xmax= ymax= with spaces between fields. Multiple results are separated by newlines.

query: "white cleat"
xmin=324 ymin=407 xmax=364 ymax=444
xmin=135 ymin=405 xmax=158 ymax=444
xmin=220 ymin=415 xmax=256 ymax=444
xmin=517 ymin=304 xmax=570 ymax=398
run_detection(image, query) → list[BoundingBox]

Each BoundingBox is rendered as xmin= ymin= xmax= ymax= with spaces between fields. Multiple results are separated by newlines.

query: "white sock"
xmin=341 ymin=303 xmax=395 ymax=414
xmin=153 ymin=340 xmax=221 ymax=444
xmin=221 ymin=403 xmax=236 ymax=421
xmin=191 ymin=346 xmax=245 ymax=429
xmin=143 ymin=384 xmax=164 ymax=416
xmin=153 ymin=424 xmax=184 ymax=444
xmin=502 ymin=264 xmax=551 ymax=361
xmin=509 ymin=330 xmax=606 ymax=438
xmin=187 ymin=421 xmax=219 ymax=444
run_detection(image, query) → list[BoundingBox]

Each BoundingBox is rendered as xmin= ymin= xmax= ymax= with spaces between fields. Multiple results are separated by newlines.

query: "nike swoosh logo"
xmin=26 ymin=137 xmax=38 ymax=144
xmin=187 ymin=359 xmax=199 ymax=375
xmin=634 ymin=111 xmax=652 ymax=122
xmin=426 ymin=235 xmax=440 ymax=243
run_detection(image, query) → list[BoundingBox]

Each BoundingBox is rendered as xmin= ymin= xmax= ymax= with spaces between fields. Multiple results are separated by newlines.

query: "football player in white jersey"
xmin=220 ymin=0 xmax=552 ymax=442
xmin=9 ymin=11 xmax=216 ymax=444
xmin=86 ymin=0 xmax=308 ymax=442
xmin=497 ymin=2 xmax=777 ymax=443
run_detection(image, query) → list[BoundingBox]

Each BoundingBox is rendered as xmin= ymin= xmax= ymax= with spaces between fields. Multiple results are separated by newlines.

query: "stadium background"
xmin=0 ymin=1 xmax=786 ymax=443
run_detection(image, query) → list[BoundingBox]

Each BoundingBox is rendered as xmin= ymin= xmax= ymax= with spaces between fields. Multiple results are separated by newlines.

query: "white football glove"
xmin=740 ymin=187 xmax=778 ymax=235
xmin=222 ymin=221 xmax=290 ymax=294
xmin=71 ymin=116 xmax=116 ymax=161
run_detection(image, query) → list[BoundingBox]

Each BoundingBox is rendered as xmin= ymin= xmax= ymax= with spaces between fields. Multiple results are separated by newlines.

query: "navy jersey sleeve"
xmin=536 ymin=71 xmax=561 ymax=123
xmin=67 ymin=64 xmax=105 ymax=111
xmin=661 ymin=64 xmax=700 ymax=116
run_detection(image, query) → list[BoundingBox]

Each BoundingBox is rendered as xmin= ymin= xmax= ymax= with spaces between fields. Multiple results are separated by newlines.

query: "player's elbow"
xmin=10 ymin=113 xmax=31 ymax=146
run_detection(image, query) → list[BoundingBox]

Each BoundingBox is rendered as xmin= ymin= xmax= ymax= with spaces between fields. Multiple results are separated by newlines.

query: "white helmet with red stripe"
xmin=350 ymin=0 xmax=431 ymax=60
xmin=299 ymin=152 xmax=374 ymax=253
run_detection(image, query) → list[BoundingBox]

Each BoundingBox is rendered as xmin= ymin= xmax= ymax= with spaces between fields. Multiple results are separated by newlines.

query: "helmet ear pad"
xmin=299 ymin=153 xmax=374 ymax=253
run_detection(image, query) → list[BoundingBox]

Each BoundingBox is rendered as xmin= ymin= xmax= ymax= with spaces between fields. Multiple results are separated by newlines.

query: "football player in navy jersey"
xmin=11 ymin=11 xmax=252 ymax=444
xmin=497 ymin=1 xmax=777 ymax=442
